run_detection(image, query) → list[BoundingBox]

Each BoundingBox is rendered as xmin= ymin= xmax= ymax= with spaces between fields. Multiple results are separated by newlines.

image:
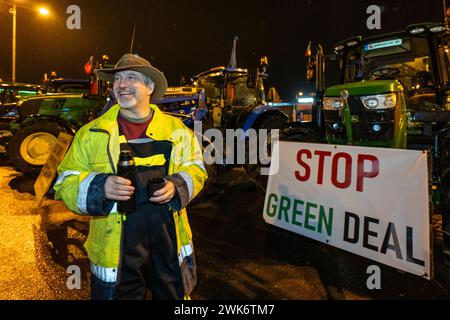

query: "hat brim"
xmin=95 ymin=65 xmax=168 ymax=100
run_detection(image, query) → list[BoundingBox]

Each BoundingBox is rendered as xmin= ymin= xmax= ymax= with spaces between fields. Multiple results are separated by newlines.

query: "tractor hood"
xmin=325 ymin=80 xmax=404 ymax=97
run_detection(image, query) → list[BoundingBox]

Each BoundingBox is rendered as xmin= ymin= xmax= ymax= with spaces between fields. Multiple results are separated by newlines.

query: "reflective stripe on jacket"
xmin=54 ymin=103 xmax=207 ymax=270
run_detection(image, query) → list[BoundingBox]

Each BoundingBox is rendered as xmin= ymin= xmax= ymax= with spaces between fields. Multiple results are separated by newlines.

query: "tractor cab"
xmin=193 ymin=66 xmax=259 ymax=107
xmin=323 ymin=22 xmax=450 ymax=149
xmin=340 ymin=24 xmax=448 ymax=113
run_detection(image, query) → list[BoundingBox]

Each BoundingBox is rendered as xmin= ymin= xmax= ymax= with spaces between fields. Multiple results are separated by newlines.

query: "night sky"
xmin=0 ymin=0 xmax=446 ymax=99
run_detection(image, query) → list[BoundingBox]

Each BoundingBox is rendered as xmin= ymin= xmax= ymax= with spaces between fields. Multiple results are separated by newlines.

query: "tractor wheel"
xmin=8 ymin=120 xmax=68 ymax=175
xmin=283 ymin=127 xmax=322 ymax=143
xmin=245 ymin=113 xmax=287 ymax=178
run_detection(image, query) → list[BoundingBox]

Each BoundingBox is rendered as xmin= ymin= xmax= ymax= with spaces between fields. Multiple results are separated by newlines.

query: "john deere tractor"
xmin=304 ymin=21 xmax=450 ymax=265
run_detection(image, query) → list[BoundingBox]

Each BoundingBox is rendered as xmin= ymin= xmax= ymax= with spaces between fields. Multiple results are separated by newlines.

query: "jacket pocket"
xmin=88 ymin=149 xmax=112 ymax=172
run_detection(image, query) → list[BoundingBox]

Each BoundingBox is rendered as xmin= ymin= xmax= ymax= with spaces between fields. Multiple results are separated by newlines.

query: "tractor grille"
xmin=324 ymin=96 xmax=396 ymax=144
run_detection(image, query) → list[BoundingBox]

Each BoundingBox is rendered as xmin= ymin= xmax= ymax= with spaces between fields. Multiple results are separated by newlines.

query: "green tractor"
xmin=7 ymin=93 xmax=106 ymax=174
xmin=303 ymin=21 xmax=450 ymax=265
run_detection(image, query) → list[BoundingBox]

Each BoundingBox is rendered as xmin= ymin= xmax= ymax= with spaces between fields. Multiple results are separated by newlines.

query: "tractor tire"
xmin=246 ymin=113 xmax=288 ymax=178
xmin=283 ymin=127 xmax=322 ymax=143
xmin=8 ymin=120 xmax=68 ymax=175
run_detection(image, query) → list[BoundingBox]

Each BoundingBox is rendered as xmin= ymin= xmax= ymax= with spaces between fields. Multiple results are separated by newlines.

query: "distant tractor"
xmin=192 ymin=62 xmax=288 ymax=132
xmin=7 ymin=93 xmax=104 ymax=174
xmin=0 ymin=82 xmax=43 ymax=130
xmin=43 ymin=78 xmax=91 ymax=94
xmin=190 ymin=37 xmax=292 ymax=170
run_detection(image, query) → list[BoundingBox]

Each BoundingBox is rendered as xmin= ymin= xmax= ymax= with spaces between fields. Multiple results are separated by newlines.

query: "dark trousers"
xmin=91 ymin=202 xmax=184 ymax=300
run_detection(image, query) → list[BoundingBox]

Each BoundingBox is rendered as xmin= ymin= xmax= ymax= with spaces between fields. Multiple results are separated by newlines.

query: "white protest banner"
xmin=263 ymin=141 xmax=430 ymax=278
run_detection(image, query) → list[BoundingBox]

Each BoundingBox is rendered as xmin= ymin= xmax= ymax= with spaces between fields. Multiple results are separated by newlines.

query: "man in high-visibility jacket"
xmin=54 ymin=53 xmax=207 ymax=300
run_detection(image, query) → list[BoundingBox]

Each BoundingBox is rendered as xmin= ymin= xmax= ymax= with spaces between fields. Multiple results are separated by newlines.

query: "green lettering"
xmin=292 ymin=199 xmax=304 ymax=227
xmin=266 ymin=193 xmax=278 ymax=217
xmin=278 ymin=196 xmax=291 ymax=222
xmin=318 ymin=206 xmax=333 ymax=236
xmin=304 ymin=202 xmax=317 ymax=231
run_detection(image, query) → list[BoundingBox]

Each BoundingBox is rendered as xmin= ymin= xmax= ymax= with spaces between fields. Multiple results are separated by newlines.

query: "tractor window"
xmin=226 ymin=75 xmax=258 ymax=106
xmin=197 ymin=77 xmax=222 ymax=104
xmin=16 ymin=89 xmax=40 ymax=98
xmin=18 ymin=99 xmax=43 ymax=117
xmin=438 ymin=38 xmax=450 ymax=84
xmin=3 ymin=90 xmax=18 ymax=104
xmin=1 ymin=88 xmax=40 ymax=104
xmin=346 ymin=37 xmax=434 ymax=93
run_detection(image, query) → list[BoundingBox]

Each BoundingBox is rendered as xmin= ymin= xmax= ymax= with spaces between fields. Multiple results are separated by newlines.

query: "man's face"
xmin=113 ymin=70 xmax=154 ymax=109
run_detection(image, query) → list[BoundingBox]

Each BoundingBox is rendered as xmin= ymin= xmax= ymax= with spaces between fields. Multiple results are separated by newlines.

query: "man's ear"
xmin=148 ymin=83 xmax=154 ymax=96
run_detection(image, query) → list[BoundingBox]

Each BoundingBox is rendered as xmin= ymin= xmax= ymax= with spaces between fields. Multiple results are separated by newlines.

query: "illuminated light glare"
xmin=409 ymin=27 xmax=425 ymax=34
xmin=332 ymin=100 xmax=343 ymax=109
xmin=384 ymin=95 xmax=397 ymax=108
xmin=346 ymin=40 xmax=359 ymax=47
xmin=332 ymin=123 xmax=340 ymax=130
xmin=372 ymin=124 xmax=382 ymax=132
xmin=429 ymin=26 xmax=445 ymax=33
xmin=297 ymin=97 xmax=314 ymax=103
xmin=38 ymin=7 xmax=50 ymax=15
xmin=335 ymin=45 xmax=345 ymax=51
xmin=365 ymin=98 xmax=379 ymax=108
xmin=360 ymin=93 xmax=397 ymax=109
xmin=323 ymin=98 xmax=344 ymax=110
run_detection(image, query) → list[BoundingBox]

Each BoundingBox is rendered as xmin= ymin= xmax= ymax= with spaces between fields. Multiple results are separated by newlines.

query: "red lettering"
xmin=357 ymin=154 xmax=379 ymax=192
xmin=314 ymin=150 xmax=332 ymax=185
xmin=294 ymin=149 xmax=379 ymax=192
xmin=331 ymin=152 xmax=352 ymax=189
xmin=295 ymin=149 xmax=312 ymax=181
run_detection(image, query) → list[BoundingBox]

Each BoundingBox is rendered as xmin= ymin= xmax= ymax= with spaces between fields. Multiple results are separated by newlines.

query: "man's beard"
xmin=116 ymin=94 xmax=137 ymax=109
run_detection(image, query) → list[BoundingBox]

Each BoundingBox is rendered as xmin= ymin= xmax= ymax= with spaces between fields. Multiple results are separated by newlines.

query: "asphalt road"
xmin=0 ymin=160 xmax=449 ymax=300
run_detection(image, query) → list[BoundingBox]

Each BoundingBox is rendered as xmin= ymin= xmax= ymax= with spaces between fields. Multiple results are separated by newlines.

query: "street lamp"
xmin=8 ymin=2 xmax=50 ymax=82
xmin=8 ymin=4 xmax=16 ymax=83
xmin=38 ymin=7 xmax=49 ymax=15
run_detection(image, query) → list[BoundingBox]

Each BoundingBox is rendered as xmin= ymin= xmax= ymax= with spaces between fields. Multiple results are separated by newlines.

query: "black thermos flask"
xmin=117 ymin=150 xmax=136 ymax=214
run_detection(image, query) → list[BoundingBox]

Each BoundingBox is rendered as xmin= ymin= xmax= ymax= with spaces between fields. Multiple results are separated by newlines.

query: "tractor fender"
xmin=241 ymin=105 xmax=288 ymax=139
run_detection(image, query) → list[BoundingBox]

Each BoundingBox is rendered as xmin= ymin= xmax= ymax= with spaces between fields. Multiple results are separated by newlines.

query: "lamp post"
xmin=9 ymin=4 xmax=16 ymax=82
xmin=8 ymin=2 xmax=49 ymax=83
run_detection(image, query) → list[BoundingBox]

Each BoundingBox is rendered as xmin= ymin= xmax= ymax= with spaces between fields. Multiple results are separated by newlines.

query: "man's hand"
xmin=105 ymin=175 xmax=135 ymax=201
xmin=149 ymin=180 xmax=175 ymax=204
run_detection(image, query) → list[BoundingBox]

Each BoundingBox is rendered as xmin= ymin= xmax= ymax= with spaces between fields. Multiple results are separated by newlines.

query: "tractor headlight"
xmin=429 ymin=25 xmax=445 ymax=33
xmin=408 ymin=26 xmax=426 ymax=35
xmin=323 ymin=97 xmax=344 ymax=110
xmin=360 ymin=93 xmax=397 ymax=109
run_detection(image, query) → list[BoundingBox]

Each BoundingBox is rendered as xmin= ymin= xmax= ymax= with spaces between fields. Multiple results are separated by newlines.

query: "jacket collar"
xmin=91 ymin=103 xmax=174 ymax=141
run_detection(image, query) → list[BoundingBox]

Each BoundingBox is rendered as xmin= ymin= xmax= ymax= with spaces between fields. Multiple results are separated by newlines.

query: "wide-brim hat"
xmin=95 ymin=53 xmax=168 ymax=99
